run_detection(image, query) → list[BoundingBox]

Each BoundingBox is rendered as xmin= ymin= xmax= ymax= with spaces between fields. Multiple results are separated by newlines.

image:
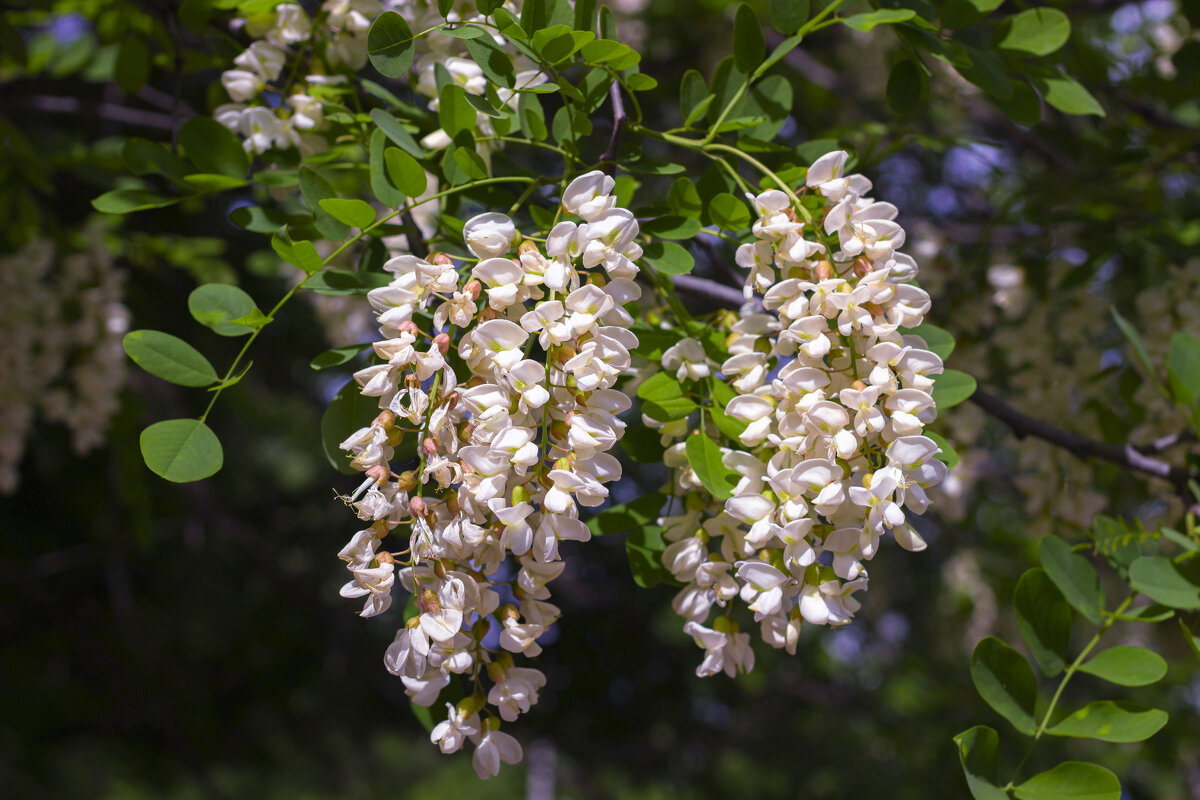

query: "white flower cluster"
xmin=0 ymin=232 xmax=129 ymax=493
xmin=334 ymin=171 xmax=641 ymax=778
xmin=661 ymin=151 xmax=947 ymax=677
xmin=216 ymin=0 xmax=537 ymax=158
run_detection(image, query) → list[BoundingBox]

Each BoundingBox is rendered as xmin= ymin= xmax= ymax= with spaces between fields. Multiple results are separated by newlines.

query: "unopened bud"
xmin=479 ymin=307 xmax=498 ymax=322
xmin=375 ymin=550 xmax=395 ymax=565
xmin=554 ymin=344 xmax=577 ymax=365
xmin=372 ymin=410 xmax=396 ymax=430
xmin=851 ymin=379 xmax=867 ymax=391
xmin=458 ymin=693 xmax=486 ymax=718
xmin=386 ymin=427 xmax=405 ymax=446
xmin=815 ymin=260 xmax=834 ymax=281
xmin=464 ymin=279 xmax=483 ymax=300
xmin=395 ymin=470 xmax=418 ymax=492
xmin=484 ymin=716 xmax=502 ymax=732
xmin=422 ymin=437 xmax=439 ymax=456
xmin=497 ymin=604 xmax=520 ymax=623
xmin=435 ymin=557 xmax=454 ymax=579
xmin=853 ymin=257 xmax=872 ymax=278
xmin=512 ymin=484 xmax=531 ymax=505
xmin=553 ymin=456 xmax=571 ymax=472
xmin=433 ymin=333 xmax=451 ymax=354
xmin=371 ymin=519 xmax=389 ymax=537
xmin=406 ymin=614 xmax=422 ymax=629
xmin=713 ymin=615 xmax=739 ymax=634
xmin=409 ymin=496 xmax=429 ymax=517
xmin=465 ymin=376 xmax=485 ymax=389
xmin=444 ymin=489 xmax=460 ymax=515
xmin=549 ymin=419 xmax=569 ymax=441
xmin=398 ymin=320 xmax=420 ymax=337
xmin=587 ymin=273 xmax=606 ymax=287
xmin=419 ymin=588 xmax=440 ymax=614
xmin=365 ymin=464 xmax=390 ymax=485
xmin=430 ymin=251 xmax=453 ymax=266
xmin=518 ymin=240 xmax=539 ymax=255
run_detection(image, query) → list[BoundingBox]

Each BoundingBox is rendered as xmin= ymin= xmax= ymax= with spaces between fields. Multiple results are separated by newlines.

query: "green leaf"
xmin=710 ymin=379 xmax=748 ymax=441
xmin=769 ymin=0 xmax=809 ymax=34
xmin=1181 ymin=619 xmax=1200 ymax=663
xmin=1111 ymin=308 xmax=1159 ymax=385
xmin=122 ymin=330 xmax=218 ymax=387
xmin=322 ymin=380 xmax=381 ymax=474
xmin=1040 ymin=536 xmax=1104 ymax=624
xmin=181 ymin=173 xmax=248 ymax=192
xmin=1167 ymin=332 xmax=1200 ymax=408
xmin=188 ymin=284 xmax=260 ymax=337
xmin=1128 ymin=556 xmax=1200 ymax=609
xmin=464 ymin=34 xmax=516 ymax=88
xmin=381 ymin=146 xmax=428 ymax=197
xmin=931 ymin=369 xmax=976 ymax=409
xmin=438 ymin=83 xmax=477 ymax=138
xmin=630 ymin=323 xmax=683 ymax=360
xmin=998 ymin=8 xmax=1071 ymax=56
xmin=370 ymin=109 xmax=424 ymax=158
xmin=970 ymin=636 xmax=1037 ymax=735
xmin=619 ymin=425 xmax=668 ymax=463
xmin=300 ymin=167 xmax=351 ymax=241
xmin=229 ymin=205 xmax=297 ymax=234
xmin=952 ymin=726 xmax=1008 ymax=800
xmin=368 ymin=128 xmax=406 ymax=207
xmin=843 ymin=8 xmax=915 ymax=31
xmin=304 ymin=270 xmax=392 ymax=296
xmin=643 ymin=242 xmax=695 ymax=276
xmin=993 ymin=79 xmax=1042 ymax=125
xmin=733 ymin=3 xmax=765 ymax=74
xmin=311 ymin=343 xmax=375 ymax=371
xmin=179 ymin=116 xmax=248 ymax=179
xmin=668 ymin=178 xmax=703 ymax=218
xmin=641 ymin=216 xmax=702 ymax=240
xmin=926 ymin=431 xmax=959 ymax=468
xmin=1015 ymin=568 xmax=1071 ymax=677
xmin=686 ymin=431 xmax=738 ymax=501
xmin=679 ymin=69 xmax=709 ymax=124
xmin=683 ymin=95 xmax=716 ymax=128
xmin=1034 ymin=73 xmax=1105 ymax=117
xmin=139 ymin=419 xmax=223 ymax=483
xmin=273 ymin=235 xmax=323 ymax=275
xmin=1047 ymin=701 xmax=1168 ymax=743
xmin=1012 ymin=762 xmax=1121 ymax=800
xmin=904 ymin=323 xmax=954 ymax=360
xmin=92 ymin=189 xmax=180 ymax=214
xmin=319 ymin=198 xmax=376 ymax=230
xmin=586 ymin=493 xmax=668 ymax=537
xmin=637 ymin=371 xmax=697 ymax=421
xmin=708 ymin=192 xmax=752 ymax=230
xmin=123 ymin=138 xmax=189 ymax=182
xmin=626 ymin=523 xmax=675 ymax=588
xmin=367 ymin=11 xmax=415 ymax=77
xmin=1078 ymin=646 xmax=1168 ymax=686
xmin=887 ymin=59 xmax=924 ymax=114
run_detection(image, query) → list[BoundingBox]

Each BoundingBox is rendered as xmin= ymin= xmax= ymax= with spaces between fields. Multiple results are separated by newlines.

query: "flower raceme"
xmin=335 ymin=171 xmax=641 ymax=778
xmin=652 ymin=150 xmax=946 ymax=677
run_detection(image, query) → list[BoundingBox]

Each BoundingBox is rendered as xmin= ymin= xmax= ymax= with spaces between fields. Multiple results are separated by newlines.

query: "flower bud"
xmin=422 ymin=437 xmax=439 ymax=456
xmin=853 ymin=257 xmax=872 ymax=278
xmin=587 ymin=273 xmax=606 ymax=287
xmin=409 ymin=496 xmax=429 ymax=517
xmin=479 ymin=307 xmax=498 ymax=322
xmin=553 ymin=456 xmax=571 ymax=472
xmin=458 ymin=693 xmax=486 ymax=718
xmin=371 ymin=519 xmax=390 ymax=537
xmin=497 ymin=604 xmax=520 ymax=623
xmin=435 ymin=557 xmax=454 ymax=579
xmin=375 ymin=550 xmax=395 ymax=565
xmin=386 ymin=427 xmax=405 ymax=447
xmin=511 ymin=484 xmax=530 ymax=505
xmin=372 ymin=410 xmax=396 ymax=430
xmin=395 ymin=470 xmax=418 ymax=492
xmin=430 ymin=252 xmax=453 ymax=266
xmin=713 ymin=615 xmax=739 ymax=633
xmin=554 ymin=344 xmax=577 ymax=365
xmin=549 ymin=419 xmax=569 ymax=441
xmin=433 ymin=333 xmax=451 ymax=354
xmin=365 ymin=464 xmax=390 ymax=485
xmin=445 ymin=489 xmax=461 ymax=515
xmin=518 ymin=240 xmax=539 ymax=256
xmin=419 ymin=588 xmax=440 ymax=614
xmin=815 ymin=260 xmax=834 ymax=281
xmin=398 ymin=320 xmax=420 ymax=337
xmin=851 ymin=379 xmax=867 ymax=391
xmin=464 ymin=279 xmax=483 ymax=300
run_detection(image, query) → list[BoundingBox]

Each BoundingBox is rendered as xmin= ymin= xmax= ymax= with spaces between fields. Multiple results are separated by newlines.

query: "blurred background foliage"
xmin=2 ymin=0 xmax=1200 ymax=797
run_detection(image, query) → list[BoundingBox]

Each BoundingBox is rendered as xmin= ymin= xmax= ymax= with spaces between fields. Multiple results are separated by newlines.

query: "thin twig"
xmin=970 ymin=389 xmax=1192 ymax=490
xmin=600 ymin=80 xmax=627 ymax=163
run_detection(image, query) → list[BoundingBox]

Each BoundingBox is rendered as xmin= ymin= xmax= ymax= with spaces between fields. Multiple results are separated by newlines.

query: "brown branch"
xmin=970 ymin=389 xmax=1192 ymax=490
xmin=600 ymin=81 xmax=627 ymax=163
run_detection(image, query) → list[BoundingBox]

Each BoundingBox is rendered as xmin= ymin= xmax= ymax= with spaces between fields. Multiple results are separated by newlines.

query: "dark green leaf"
xmin=643 ymin=241 xmax=695 ymax=276
xmin=586 ymin=493 xmax=668 ymax=537
xmin=1129 ymin=556 xmax=1200 ymax=609
xmin=904 ymin=323 xmax=954 ymax=360
xmin=322 ymin=380 xmax=382 ymax=474
xmin=304 ymin=270 xmax=392 ymax=296
xmin=641 ymin=216 xmax=702 ymax=240
xmin=1047 ymin=701 xmax=1168 ymax=743
xmin=1014 ymin=568 xmax=1071 ymax=677
xmin=843 ymin=8 xmax=915 ymax=31
xmin=1034 ymin=73 xmax=1105 ymax=117
xmin=1012 ymin=762 xmax=1121 ymax=800
xmin=1040 ymin=536 xmax=1104 ymax=624
xmin=114 ymin=36 xmax=150 ymax=94
xmin=367 ymin=12 xmax=415 ymax=77
xmin=998 ymin=8 xmax=1071 ymax=56
xmin=733 ymin=3 xmax=765 ymax=74
xmin=686 ymin=431 xmax=738 ymax=501
xmin=383 ymin=146 xmax=428 ymax=197
xmin=1078 ymin=646 xmax=1168 ymax=686
xmin=319 ymin=198 xmax=376 ymax=229
xmin=370 ymin=109 xmax=424 ymax=158
xmin=369 ymin=129 xmax=406 ymax=207
xmin=438 ymin=83 xmax=476 ymax=139
xmin=1167 ymin=332 xmax=1200 ymax=408
xmin=300 ymin=167 xmax=351 ymax=240
xmin=708 ymin=192 xmax=752 ymax=231
xmin=626 ymin=523 xmax=675 ymax=588
xmin=952 ymin=726 xmax=1008 ymax=800
xmin=188 ymin=284 xmax=259 ymax=337
xmin=123 ymin=138 xmax=189 ymax=182
xmin=122 ymin=330 xmax=218 ymax=387
xmin=931 ymin=369 xmax=976 ymax=409
xmin=887 ymin=59 xmax=924 ymax=114
xmin=92 ymin=189 xmax=180 ymax=214
xmin=179 ymin=116 xmax=248 ymax=178
xmin=769 ymin=0 xmax=809 ymax=33
xmin=140 ymin=419 xmax=223 ymax=483
xmin=970 ymin=635 xmax=1037 ymax=735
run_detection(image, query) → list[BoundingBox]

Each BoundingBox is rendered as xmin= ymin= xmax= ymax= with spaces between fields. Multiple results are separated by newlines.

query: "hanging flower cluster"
xmin=0 ymin=231 xmax=129 ymax=493
xmin=659 ymin=151 xmax=947 ymax=676
xmin=334 ymin=171 xmax=642 ymax=778
xmin=215 ymin=0 xmax=536 ymax=157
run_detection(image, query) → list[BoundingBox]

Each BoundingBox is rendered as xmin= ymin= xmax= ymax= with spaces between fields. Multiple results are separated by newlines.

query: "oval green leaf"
xmin=952 ymin=726 xmax=1008 ymax=800
xmin=931 ymin=369 xmax=977 ymax=409
xmin=179 ymin=116 xmax=248 ymax=179
xmin=122 ymin=330 xmax=218 ymax=387
xmin=1129 ymin=556 xmax=1200 ymax=609
xmin=1015 ymin=567 xmax=1071 ymax=677
xmin=188 ymin=284 xmax=259 ymax=337
xmin=685 ymin=431 xmax=738 ymax=501
xmin=970 ymin=635 xmax=1037 ymax=735
xmin=367 ymin=11 xmax=415 ymax=77
xmin=140 ymin=419 xmax=224 ymax=482
xmin=709 ymin=192 xmax=753 ymax=231
xmin=643 ymin=241 xmax=695 ymax=276
xmin=998 ymin=8 xmax=1071 ymax=56
xmin=319 ymin=198 xmax=377 ymax=229
xmin=384 ymin=146 xmax=429 ymax=196
xmin=1039 ymin=536 xmax=1104 ymax=624
xmin=1078 ymin=645 xmax=1168 ymax=686
xmin=1013 ymin=762 xmax=1121 ymax=800
xmin=1047 ymin=701 xmax=1168 ymax=743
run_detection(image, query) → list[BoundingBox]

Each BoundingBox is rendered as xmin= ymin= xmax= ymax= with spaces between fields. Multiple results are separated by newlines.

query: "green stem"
xmin=198 ymin=175 xmax=535 ymax=423
xmin=1003 ymin=592 xmax=1136 ymax=792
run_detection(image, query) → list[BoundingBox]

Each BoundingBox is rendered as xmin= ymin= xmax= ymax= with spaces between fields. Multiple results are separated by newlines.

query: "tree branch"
xmin=600 ymin=81 xmax=627 ymax=163
xmin=671 ymin=274 xmax=746 ymax=309
xmin=970 ymin=389 xmax=1192 ymax=490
